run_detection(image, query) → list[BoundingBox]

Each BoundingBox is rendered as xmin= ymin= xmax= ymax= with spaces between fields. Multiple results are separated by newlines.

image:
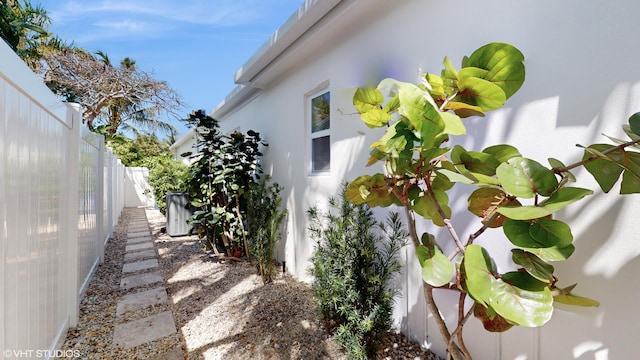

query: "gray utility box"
xmin=166 ymin=192 xmax=192 ymax=236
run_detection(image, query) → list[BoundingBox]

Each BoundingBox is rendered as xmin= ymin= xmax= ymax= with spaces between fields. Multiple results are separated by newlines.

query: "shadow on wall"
xmin=124 ymin=167 xmax=154 ymax=207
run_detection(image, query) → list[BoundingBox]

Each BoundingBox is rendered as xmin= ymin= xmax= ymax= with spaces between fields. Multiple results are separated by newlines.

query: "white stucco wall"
xmin=211 ymin=0 xmax=640 ymax=358
xmin=170 ymin=128 xmax=199 ymax=165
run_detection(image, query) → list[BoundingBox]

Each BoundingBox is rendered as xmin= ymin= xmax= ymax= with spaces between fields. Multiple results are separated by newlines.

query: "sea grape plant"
xmin=184 ymin=110 xmax=265 ymax=258
xmin=346 ymin=42 xmax=640 ymax=359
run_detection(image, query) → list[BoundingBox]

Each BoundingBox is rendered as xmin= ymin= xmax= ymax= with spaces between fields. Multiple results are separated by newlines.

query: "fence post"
xmin=96 ymin=138 xmax=105 ymax=263
xmin=65 ymin=103 xmax=82 ymax=327
xmin=106 ymin=149 xmax=114 ymax=240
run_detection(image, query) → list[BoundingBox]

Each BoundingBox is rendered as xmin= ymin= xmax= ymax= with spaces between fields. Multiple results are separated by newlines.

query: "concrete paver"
xmin=116 ymin=287 xmax=168 ymax=316
xmin=124 ymin=249 xmax=157 ymax=262
xmin=111 ymin=207 xmax=180 ymax=358
xmin=126 ymin=236 xmax=153 ymax=245
xmin=113 ymin=311 xmax=176 ymax=349
xmin=128 ymin=231 xmax=151 ymax=238
xmin=120 ymin=271 xmax=163 ymax=290
xmin=125 ymin=242 xmax=154 ymax=252
xmin=122 ymin=258 xmax=159 ymax=273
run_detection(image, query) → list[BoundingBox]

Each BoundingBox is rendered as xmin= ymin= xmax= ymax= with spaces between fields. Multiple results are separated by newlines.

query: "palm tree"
xmin=94 ymin=51 xmax=177 ymax=137
xmin=0 ymin=0 xmax=50 ymax=65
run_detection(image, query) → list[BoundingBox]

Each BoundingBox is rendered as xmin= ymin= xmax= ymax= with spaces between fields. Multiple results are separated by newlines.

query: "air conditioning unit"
xmin=166 ymin=192 xmax=192 ymax=236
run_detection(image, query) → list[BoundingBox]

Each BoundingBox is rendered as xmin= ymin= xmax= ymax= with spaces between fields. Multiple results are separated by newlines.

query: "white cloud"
xmin=42 ymin=0 xmax=304 ymax=43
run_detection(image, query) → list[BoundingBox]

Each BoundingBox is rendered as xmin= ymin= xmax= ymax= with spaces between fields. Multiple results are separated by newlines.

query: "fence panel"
xmin=1 ymin=40 xmax=125 ymax=355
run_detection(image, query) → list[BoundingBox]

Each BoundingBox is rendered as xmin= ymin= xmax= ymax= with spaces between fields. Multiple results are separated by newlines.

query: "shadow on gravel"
xmin=151 ymin=224 xmax=342 ymax=359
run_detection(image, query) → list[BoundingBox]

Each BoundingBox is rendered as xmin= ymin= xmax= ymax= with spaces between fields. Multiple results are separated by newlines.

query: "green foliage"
xmin=108 ymin=130 xmax=173 ymax=167
xmin=347 ymin=42 xmax=640 ymax=359
xmin=147 ymin=156 xmax=188 ymax=214
xmin=0 ymin=0 xmax=49 ymax=62
xmin=184 ymin=110 xmax=265 ymax=257
xmin=308 ymin=186 xmax=406 ymax=359
xmin=247 ymin=175 xmax=287 ymax=283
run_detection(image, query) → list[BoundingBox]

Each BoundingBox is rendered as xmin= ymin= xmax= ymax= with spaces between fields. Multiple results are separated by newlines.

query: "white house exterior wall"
xmin=211 ymin=0 xmax=640 ymax=358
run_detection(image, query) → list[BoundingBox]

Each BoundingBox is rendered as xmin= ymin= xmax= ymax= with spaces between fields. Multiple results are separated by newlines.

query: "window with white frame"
xmin=309 ymin=89 xmax=330 ymax=173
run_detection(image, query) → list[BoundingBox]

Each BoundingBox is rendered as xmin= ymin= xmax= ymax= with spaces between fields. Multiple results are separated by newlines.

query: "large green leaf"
xmin=353 ymin=87 xmax=391 ymax=128
xmin=361 ymin=108 xmax=392 ymax=128
xmin=441 ymin=111 xmax=466 ymax=136
xmin=424 ymin=73 xmax=445 ymax=99
xmin=468 ymin=187 xmax=520 ymax=228
xmin=416 ymin=242 xmax=454 ymax=287
xmin=529 ymin=219 xmax=573 ymax=248
xmin=441 ymin=56 xmax=458 ymax=92
xmin=455 ymin=76 xmax=506 ymax=111
xmin=411 ymin=188 xmax=451 ymax=227
xmin=353 ymin=87 xmax=383 ymax=112
xmin=503 ymin=219 xmax=573 ymax=249
xmin=539 ymin=187 xmax=593 ymax=212
xmin=443 ymin=101 xmax=485 ymax=118
xmin=620 ymin=152 xmax=640 ymax=194
xmin=496 ymin=157 xmax=559 ymax=198
xmin=583 ymin=144 xmax=624 ymax=193
xmin=524 ymin=244 xmax=575 ymax=262
xmin=374 ymin=120 xmax=411 ymax=156
xmin=463 ymin=246 xmax=553 ymax=326
xmin=380 ymin=79 xmax=445 ymax=149
xmin=462 ymin=245 xmax=495 ymax=306
xmin=459 ymin=151 xmax=501 ymax=176
xmin=463 ymin=42 xmax=526 ymax=99
xmin=497 ymin=187 xmax=593 ymax=220
xmin=483 ymin=144 xmax=521 ymax=163
xmin=554 ymin=293 xmax=600 ymax=307
xmin=491 ymin=271 xmax=553 ymax=327
xmin=512 ymin=249 xmax=555 ymax=283
xmin=629 ymin=111 xmax=640 ymax=136
xmin=345 ymin=174 xmax=396 ymax=207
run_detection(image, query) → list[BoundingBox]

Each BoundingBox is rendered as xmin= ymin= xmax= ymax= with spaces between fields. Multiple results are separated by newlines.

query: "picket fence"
xmin=0 ymin=39 xmax=143 ymax=356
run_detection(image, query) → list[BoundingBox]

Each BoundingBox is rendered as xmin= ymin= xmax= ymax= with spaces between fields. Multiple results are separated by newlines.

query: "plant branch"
xmin=553 ymin=138 xmax=640 ymax=173
xmin=423 ymin=283 xmax=464 ymax=360
xmin=425 ymin=174 xmax=466 ymax=254
xmin=449 ymin=293 xmax=474 ymax=360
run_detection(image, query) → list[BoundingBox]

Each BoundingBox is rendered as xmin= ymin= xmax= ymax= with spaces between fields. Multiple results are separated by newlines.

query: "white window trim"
xmin=307 ymin=84 xmax=331 ymax=175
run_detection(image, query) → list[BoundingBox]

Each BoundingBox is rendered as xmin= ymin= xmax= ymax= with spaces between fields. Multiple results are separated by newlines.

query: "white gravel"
xmin=60 ymin=207 xmax=442 ymax=359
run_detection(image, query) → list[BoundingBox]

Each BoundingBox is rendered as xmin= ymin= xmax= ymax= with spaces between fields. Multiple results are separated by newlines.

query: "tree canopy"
xmin=1 ymin=0 xmax=185 ymax=138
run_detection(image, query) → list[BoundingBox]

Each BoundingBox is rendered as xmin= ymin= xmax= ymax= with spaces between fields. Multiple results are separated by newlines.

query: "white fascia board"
xmin=169 ymin=127 xmax=196 ymax=150
xmin=234 ymin=0 xmax=343 ymax=85
xmin=209 ymin=84 xmax=262 ymax=119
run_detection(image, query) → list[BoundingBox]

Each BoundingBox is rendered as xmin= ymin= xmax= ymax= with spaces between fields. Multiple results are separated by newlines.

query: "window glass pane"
xmin=312 ymin=135 xmax=330 ymax=172
xmin=311 ymin=92 xmax=330 ymax=133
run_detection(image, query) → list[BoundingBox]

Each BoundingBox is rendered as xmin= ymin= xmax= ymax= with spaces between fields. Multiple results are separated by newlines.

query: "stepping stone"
xmin=113 ymin=311 xmax=176 ymax=349
xmin=128 ymin=231 xmax=151 ymax=238
xmin=122 ymin=259 xmax=158 ymax=273
xmin=116 ymin=287 xmax=168 ymax=316
xmin=127 ymin=224 xmax=149 ymax=232
xmin=127 ymin=236 xmax=153 ymax=245
xmin=125 ymin=242 xmax=154 ymax=252
xmin=124 ymin=249 xmax=156 ymax=262
xmin=120 ymin=272 xmax=163 ymax=290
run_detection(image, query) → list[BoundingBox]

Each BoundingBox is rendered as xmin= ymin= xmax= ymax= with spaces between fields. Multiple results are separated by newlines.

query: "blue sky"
xmin=37 ymin=0 xmax=305 ymax=137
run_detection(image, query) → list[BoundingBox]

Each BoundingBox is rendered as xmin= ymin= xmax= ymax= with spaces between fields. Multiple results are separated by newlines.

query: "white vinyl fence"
xmin=1 ymin=40 xmax=126 ymax=356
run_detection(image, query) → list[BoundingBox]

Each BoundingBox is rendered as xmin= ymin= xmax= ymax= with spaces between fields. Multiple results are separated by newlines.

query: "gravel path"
xmin=61 ymin=207 xmax=441 ymax=359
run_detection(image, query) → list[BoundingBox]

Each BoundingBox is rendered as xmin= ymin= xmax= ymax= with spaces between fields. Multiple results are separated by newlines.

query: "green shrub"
xmin=247 ymin=175 xmax=287 ymax=283
xmin=308 ymin=185 xmax=406 ymax=359
xmin=147 ymin=156 xmax=188 ymax=214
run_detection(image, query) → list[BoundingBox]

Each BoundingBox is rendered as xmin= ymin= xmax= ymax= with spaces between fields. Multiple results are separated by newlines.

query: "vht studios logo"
xmin=3 ymin=349 xmax=81 ymax=358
